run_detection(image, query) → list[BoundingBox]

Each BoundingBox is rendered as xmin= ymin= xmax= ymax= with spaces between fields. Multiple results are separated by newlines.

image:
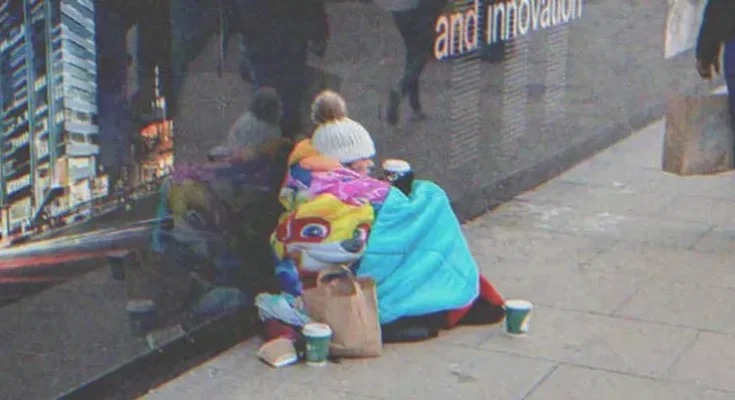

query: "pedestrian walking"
xmin=373 ymin=0 xmax=448 ymax=125
xmin=230 ymin=0 xmax=330 ymax=139
xmin=696 ymin=0 xmax=735 ymax=132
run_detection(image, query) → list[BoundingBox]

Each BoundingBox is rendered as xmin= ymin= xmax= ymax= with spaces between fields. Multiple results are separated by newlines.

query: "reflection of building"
xmin=96 ymin=0 xmax=173 ymax=188
xmin=0 ymin=0 xmax=106 ymax=238
xmin=95 ymin=2 xmax=132 ymax=182
xmin=135 ymin=65 xmax=174 ymax=184
xmin=139 ymin=119 xmax=174 ymax=182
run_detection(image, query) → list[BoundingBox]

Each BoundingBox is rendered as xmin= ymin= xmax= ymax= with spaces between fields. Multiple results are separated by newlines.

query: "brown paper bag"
xmin=663 ymin=94 xmax=734 ymax=175
xmin=302 ymin=266 xmax=382 ymax=358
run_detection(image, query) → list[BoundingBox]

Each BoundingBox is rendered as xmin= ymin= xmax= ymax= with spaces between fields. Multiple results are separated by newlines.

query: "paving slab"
xmin=515 ymin=178 xmax=679 ymax=219
xmin=147 ymin=337 xmax=556 ymax=400
xmin=584 ymin=242 xmax=735 ymax=288
xmin=526 ymin=364 xmax=733 ymax=400
xmin=485 ymin=201 xmax=713 ymax=248
xmin=145 ymin=375 xmax=379 ymax=400
xmin=661 ymin=196 xmax=735 ymax=226
xmin=691 ymin=228 xmax=735 ymax=253
xmin=613 ymin=216 xmax=713 ymax=249
xmin=667 ymin=332 xmax=735 ymax=393
xmin=273 ymin=341 xmax=556 ymax=400
xmin=557 ymin=158 xmax=642 ymax=187
xmin=494 ymin=270 xmax=646 ymax=314
xmin=624 ymin=168 xmax=735 ymax=199
xmin=481 ymin=200 xmax=631 ymax=239
xmin=464 ymin=224 xmax=615 ymax=265
xmin=441 ymin=306 xmax=698 ymax=378
xmin=615 ymin=281 xmax=735 ymax=334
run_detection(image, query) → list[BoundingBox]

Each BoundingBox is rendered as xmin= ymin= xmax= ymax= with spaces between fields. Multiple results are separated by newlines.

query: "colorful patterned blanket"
xmin=272 ymin=140 xmax=479 ymax=324
xmin=151 ymin=139 xmax=291 ymax=291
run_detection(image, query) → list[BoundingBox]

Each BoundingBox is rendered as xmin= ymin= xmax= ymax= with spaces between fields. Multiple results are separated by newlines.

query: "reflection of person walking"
xmin=696 ymin=0 xmax=735 ymax=132
xmin=231 ymin=0 xmax=329 ymax=139
xmin=381 ymin=0 xmax=448 ymax=126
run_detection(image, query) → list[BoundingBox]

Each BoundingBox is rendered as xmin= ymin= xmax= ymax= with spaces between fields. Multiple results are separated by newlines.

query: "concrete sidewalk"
xmin=142 ymin=119 xmax=735 ymax=399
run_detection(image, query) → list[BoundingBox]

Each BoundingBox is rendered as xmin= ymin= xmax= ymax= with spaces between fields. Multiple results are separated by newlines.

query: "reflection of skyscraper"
xmin=95 ymin=2 xmax=131 ymax=181
xmin=96 ymin=0 xmax=173 ymax=187
xmin=0 ymin=0 xmax=103 ymax=237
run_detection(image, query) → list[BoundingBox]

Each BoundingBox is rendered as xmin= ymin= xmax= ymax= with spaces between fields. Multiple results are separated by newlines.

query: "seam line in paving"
xmin=687 ymin=224 xmax=718 ymax=251
xmin=439 ymin=343 xmax=735 ymax=396
xmin=576 ymin=239 xmax=623 ymax=268
xmin=608 ymin=276 xmax=654 ymax=316
xmin=573 ymin=250 xmax=613 ymax=271
xmin=524 ymin=303 xmax=732 ymax=335
xmin=519 ymin=363 xmax=561 ymax=400
xmin=667 ymin=193 xmax=735 ymax=203
xmin=557 ymin=361 xmax=735 ymax=395
xmin=660 ymin=331 xmax=701 ymax=379
xmin=649 ymin=194 xmax=685 ymax=219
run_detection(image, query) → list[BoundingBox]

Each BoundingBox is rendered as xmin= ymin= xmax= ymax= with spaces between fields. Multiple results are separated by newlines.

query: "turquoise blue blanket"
xmin=356 ymin=181 xmax=479 ymax=324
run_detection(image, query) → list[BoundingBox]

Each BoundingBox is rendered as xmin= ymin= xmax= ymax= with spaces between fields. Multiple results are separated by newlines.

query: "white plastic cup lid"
xmin=503 ymin=299 xmax=533 ymax=310
xmin=382 ymin=159 xmax=411 ymax=173
xmin=302 ymin=322 xmax=333 ymax=338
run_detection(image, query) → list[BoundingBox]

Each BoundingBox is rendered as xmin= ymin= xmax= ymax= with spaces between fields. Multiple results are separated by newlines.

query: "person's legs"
xmin=724 ymin=40 xmax=735 ymax=132
xmin=387 ymin=10 xmax=417 ymax=125
xmin=381 ymin=312 xmax=445 ymax=343
xmin=387 ymin=1 xmax=447 ymax=124
xmin=407 ymin=1 xmax=446 ymax=113
xmin=248 ymin=37 xmax=308 ymax=139
xmin=445 ymin=274 xmax=505 ymax=328
xmin=237 ymin=34 xmax=256 ymax=84
xmin=240 ymin=36 xmax=273 ymax=89
xmin=275 ymin=43 xmax=308 ymax=139
xmin=388 ymin=10 xmax=432 ymax=124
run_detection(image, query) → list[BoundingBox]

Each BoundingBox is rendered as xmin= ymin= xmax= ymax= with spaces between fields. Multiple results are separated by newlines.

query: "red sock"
xmin=445 ymin=274 xmax=504 ymax=328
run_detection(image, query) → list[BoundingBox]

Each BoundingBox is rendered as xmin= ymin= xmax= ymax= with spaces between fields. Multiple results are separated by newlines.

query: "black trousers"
xmin=391 ymin=0 xmax=447 ymax=105
xmin=238 ymin=35 xmax=309 ymax=139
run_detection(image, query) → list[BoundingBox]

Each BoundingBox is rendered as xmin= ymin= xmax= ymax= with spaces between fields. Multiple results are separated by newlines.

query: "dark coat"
xmin=231 ymin=0 xmax=329 ymax=47
xmin=696 ymin=0 xmax=735 ymax=65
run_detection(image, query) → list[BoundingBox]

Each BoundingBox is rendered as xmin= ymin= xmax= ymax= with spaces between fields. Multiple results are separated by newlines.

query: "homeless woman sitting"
xmin=262 ymin=90 xmax=506 ymax=347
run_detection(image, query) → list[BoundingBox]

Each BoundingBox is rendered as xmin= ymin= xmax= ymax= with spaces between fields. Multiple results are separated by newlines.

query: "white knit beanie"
xmin=310 ymin=91 xmax=376 ymax=164
xmin=312 ymin=118 xmax=376 ymax=164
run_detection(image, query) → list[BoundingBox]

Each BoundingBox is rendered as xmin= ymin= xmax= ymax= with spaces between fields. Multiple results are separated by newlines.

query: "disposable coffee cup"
xmin=107 ymin=251 xmax=130 ymax=281
xmin=503 ymin=299 xmax=533 ymax=335
xmin=109 ymin=262 xmax=126 ymax=281
xmin=302 ymin=322 xmax=333 ymax=366
xmin=127 ymin=299 xmax=158 ymax=336
xmin=382 ymin=159 xmax=414 ymax=196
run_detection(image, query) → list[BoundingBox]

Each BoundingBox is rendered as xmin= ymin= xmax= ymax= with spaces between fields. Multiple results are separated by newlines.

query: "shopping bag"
xmin=663 ymin=93 xmax=734 ymax=175
xmin=302 ymin=265 xmax=382 ymax=358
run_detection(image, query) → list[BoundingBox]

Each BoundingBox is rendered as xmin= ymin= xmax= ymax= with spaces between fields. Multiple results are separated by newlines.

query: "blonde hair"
xmin=310 ymin=90 xmax=347 ymax=124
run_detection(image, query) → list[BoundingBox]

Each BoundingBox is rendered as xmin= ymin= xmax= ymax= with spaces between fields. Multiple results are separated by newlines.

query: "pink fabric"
xmin=263 ymin=319 xmax=301 ymax=342
xmin=308 ymin=168 xmax=390 ymax=206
